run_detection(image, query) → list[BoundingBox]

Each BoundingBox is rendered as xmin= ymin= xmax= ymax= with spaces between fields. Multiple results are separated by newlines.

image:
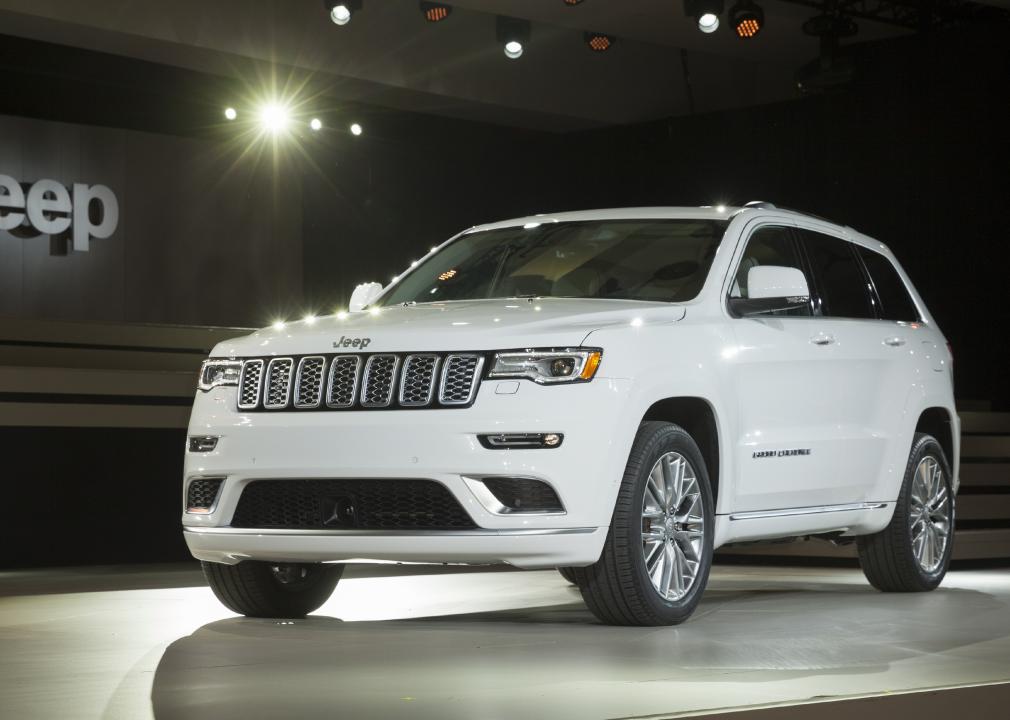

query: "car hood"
xmin=213 ymin=298 xmax=687 ymax=356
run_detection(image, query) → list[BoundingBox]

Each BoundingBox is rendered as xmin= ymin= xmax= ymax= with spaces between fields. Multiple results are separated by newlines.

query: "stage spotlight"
xmin=420 ymin=2 xmax=452 ymax=22
xmin=310 ymin=117 xmax=323 ymax=131
xmin=584 ymin=31 xmax=615 ymax=52
xmin=224 ymin=107 xmax=237 ymax=121
xmin=258 ymin=103 xmax=291 ymax=134
xmin=325 ymin=0 xmax=361 ymax=26
xmin=497 ymin=17 xmax=531 ymax=60
xmin=685 ymin=0 xmax=724 ymax=34
xmin=350 ymin=122 xmax=363 ymax=136
xmin=730 ymin=0 xmax=764 ymax=37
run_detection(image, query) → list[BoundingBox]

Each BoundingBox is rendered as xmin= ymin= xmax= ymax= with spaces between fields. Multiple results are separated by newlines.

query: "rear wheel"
xmin=572 ymin=421 xmax=714 ymax=626
xmin=202 ymin=560 xmax=344 ymax=618
xmin=857 ymin=433 xmax=954 ymax=592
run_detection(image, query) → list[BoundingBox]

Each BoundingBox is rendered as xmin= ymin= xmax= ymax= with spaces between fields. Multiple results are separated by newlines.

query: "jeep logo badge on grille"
xmin=333 ymin=336 xmax=371 ymax=350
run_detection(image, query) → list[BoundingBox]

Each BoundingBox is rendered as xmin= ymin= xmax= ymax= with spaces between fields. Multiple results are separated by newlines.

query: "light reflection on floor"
xmin=1 ymin=564 xmax=1009 ymax=720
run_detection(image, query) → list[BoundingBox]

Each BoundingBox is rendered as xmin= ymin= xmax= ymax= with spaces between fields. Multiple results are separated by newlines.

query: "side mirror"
xmin=729 ymin=265 xmax=810 ymax=316
xmin=348 ymin=282 xmax=384 ymax=313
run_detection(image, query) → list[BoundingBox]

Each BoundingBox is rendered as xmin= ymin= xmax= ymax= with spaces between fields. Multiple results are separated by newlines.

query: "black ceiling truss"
xmin=777 ymin=0 xmax=1010 ymax=30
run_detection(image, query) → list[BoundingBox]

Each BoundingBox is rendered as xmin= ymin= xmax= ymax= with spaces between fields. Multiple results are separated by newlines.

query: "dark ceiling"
xmin=0 ymin=0 xmax=1004 ymax=131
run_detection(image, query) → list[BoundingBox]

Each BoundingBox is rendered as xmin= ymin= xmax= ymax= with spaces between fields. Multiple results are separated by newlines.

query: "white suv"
xmin=185 ymin=204 xmax=958 ymax=626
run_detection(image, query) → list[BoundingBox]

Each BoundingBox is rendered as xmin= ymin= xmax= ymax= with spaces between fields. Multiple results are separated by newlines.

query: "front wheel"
xmin=857 ymin=433 xmax=955 ymax=592
xmin=572 ymin=421 xmax=715 ymax=626
xmin=202 ymin=560 xmax=344 ymax=618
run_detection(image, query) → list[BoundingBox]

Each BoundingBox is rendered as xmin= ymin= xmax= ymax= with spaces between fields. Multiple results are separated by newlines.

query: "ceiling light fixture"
xmin=730 ymin=0 xmax=764 ymax=38
xmin=309 ymin=118 xmax=323 ymax=131
xmin=496 ymin=16 xmax=531 ymax=60
xmin=685 ymin=0 xmax=724 ymax=34
xmin=224 ymin=107 xmax=237 ymax=121
xmin=584 ymin=31 xmax=615 ymax=52
xmin=420 ymin=2 xmax=452 ymax=22
xmin=258 ymin=103 xmax=291 ymax=134
xmin=325 ymin=0 xmax=362 ymax=26
xmin=350 ymin=122 xmax=363 ymax=136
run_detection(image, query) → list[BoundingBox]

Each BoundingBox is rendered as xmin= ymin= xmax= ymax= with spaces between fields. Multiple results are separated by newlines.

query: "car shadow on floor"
xmin=149 ymin=580 xmax=1010 ymax=720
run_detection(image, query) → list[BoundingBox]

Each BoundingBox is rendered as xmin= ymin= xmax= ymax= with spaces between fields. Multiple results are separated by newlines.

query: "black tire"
xmin=571 ymin=421 xmax=715 ymax=626
xmin=857 ymin=433 xmax=955 ymax=592
xmin=202 ymin=560 xmax=344 ymax=618
xmin=557 ymin=567 xmax=579 ymax=585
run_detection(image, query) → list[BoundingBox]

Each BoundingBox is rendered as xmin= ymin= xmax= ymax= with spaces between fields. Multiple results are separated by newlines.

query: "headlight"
xmin=489 ymin=348 xmax=602 ymax=385
xmin=198 ymin=359 xmax=242 ymax=391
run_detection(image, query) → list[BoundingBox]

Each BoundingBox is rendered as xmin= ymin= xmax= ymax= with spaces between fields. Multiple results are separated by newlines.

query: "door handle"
xmin=810 ymin=333 xmax=835 ymax=346
xmin=883 ymin=336 xmax=906 ymax=347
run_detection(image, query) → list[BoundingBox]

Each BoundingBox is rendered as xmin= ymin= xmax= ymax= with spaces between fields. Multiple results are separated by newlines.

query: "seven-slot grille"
xmin=236 ymin=352 xmax=484 ymax=411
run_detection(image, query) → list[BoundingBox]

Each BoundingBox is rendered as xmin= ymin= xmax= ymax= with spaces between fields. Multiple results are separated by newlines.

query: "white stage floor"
xmin=1 ymin=564 xmax=1009 ymax=719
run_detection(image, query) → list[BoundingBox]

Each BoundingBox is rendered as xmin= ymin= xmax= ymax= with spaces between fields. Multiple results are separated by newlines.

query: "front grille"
xmin=186 ymin=477 xmax=224 ymax=512
xmin=264 ymin=358 xmax=294 ymax=409
xmin=231 ymin=479 xmax=477 ymax=530
xmin=236 ymin=352 xmax=484 ymax=411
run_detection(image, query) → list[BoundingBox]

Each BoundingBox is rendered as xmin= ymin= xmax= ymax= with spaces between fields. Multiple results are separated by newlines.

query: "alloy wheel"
xmin=641 ymin=452 xmax=706 ymax=601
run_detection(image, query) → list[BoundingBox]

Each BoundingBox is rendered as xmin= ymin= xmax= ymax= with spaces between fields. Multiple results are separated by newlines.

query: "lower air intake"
xmin=231 ymin=478 xmax=477 ymax=530
xmin=186 ymin=477 xmax=224 ymax=513
xmin=482 ymin=477 xmax=564 ymax=513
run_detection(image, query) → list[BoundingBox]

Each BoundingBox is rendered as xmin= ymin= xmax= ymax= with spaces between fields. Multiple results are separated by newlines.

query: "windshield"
xmin=378 ymin=219 xmax=728 ymax=306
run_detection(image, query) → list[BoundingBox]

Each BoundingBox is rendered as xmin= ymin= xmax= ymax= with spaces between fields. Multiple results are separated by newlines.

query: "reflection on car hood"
xmin=213 ymin=298 xmax=687 ymax=356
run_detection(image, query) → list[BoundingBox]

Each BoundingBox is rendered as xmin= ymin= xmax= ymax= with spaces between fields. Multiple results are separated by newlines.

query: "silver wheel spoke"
xmin=909 ymin=456 xmax=949 ymax=574
xmin=641 ymin=451 xmax=705 ymax=601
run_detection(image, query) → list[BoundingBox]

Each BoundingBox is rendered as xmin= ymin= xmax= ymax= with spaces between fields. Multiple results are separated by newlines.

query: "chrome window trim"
xmin=237 ymin=359 xmax=264 ymax=410
xmin=263 ymin=357 xmax=294 ymax=410
xmin=360 ymin=354 xmax=400 ymax=408
xmin=398 ymin=353 xmax=440 ymax=407
xmin=439 ymin=354 xmax=484 ymax=406
xmin=293 ymin=356 xmax=326 ymax=409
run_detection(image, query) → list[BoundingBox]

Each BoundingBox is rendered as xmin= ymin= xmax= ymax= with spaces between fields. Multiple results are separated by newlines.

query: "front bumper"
xmin=184 ymin=526 xmax=608 ymax=569
xmin=183 ymin=377 xmax=633 ymax=568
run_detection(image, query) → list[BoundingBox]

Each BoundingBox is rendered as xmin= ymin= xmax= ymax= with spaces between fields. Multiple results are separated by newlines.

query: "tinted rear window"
xmin=857 ymin=246 xmax=920 ymax=322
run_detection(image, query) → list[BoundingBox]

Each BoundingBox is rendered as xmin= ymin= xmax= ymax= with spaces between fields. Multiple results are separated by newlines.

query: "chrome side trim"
xmin=728 ymin=502 xmax=889 ymax=521
xmin=185 ymin=526 xmax=596 ymax=537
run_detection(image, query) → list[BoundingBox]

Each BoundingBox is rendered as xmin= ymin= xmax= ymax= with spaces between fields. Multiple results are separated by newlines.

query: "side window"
xmin=800 ymin=230 xmax=875 ymax=319
xmin=730 ymin=225 xmax=811 ymax=316
xmin=856 ymin=246 xmax=921 ymax=322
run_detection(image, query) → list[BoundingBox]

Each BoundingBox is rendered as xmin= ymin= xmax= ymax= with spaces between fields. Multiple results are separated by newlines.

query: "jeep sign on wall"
xmin=0 ymin=174 xmax=118 ymax=252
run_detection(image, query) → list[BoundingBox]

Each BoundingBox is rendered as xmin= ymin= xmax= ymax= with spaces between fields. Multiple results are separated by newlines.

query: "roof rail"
xmin=742 ymin=200 xmax=777 ymax=209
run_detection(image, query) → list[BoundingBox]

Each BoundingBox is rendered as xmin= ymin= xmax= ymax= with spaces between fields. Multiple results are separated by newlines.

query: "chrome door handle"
xmin=884 ymin=337 xmax=906 ymax=347
xmin=810 ymin=334 xmax=835 ymax=346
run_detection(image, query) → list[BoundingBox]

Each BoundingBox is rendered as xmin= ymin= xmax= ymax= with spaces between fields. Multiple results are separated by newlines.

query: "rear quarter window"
xmin=857 ymin=246 xmax=921 ymax=322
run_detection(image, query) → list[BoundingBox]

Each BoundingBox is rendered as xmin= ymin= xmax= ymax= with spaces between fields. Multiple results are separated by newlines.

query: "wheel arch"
xmin=915 ymin=406 xmax=956 ymax=470
xmin=641 ymin=396 xmax=721 ymax=508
